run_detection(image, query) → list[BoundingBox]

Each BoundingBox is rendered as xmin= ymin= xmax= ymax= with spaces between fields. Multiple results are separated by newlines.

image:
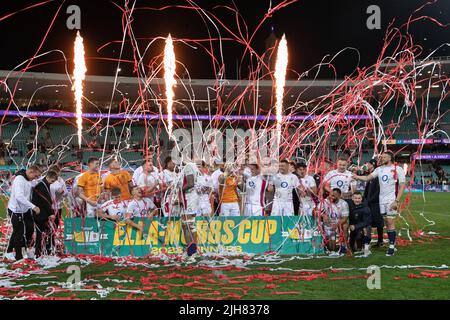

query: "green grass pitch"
xmin=0 ymin=193 xmax=449 ymax=300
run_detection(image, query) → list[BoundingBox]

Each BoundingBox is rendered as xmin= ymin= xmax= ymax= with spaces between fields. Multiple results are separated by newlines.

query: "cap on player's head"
xmin=111 ymin=187 xmax=121 ymax=199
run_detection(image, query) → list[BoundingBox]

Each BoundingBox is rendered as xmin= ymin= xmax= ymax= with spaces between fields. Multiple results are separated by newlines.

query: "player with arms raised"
xmin=353 ymin=151 xmax=406 ymax=256
xmin=267 ymin=160 xmax=303 ymax=216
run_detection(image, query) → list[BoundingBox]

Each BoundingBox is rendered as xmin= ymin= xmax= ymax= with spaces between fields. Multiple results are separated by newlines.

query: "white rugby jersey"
xmin=126 ymin=198 xmax=156 ymax=218
xmin=211 ymin=168 xmax=223 ymax=193
xmin=271 ymin=173 xmax=300 ymax=201
xmin=299 ymin=175 xmax=317 ymax=205
xmin=370 ymin=165 xmax=405 ymax=204
xmin=160 ymin=169 xmax=178 ymax=187
xmin=196 ymin=173 xmax=213 ymax=204
xmin=245 ymin=175 xmax=267 ymax=205
xmin=324 ymin=198 xmax=349 ymax=221
xmin=137 ymin=172 xmax=159 ymax=189
xmin=179 ymin=163 xmax=200 ymax=193
xmin=50 ymin=177 xmax=69 ymax=209
xmin=133 ymin=165 xmax=159 ymax=185
xmin=100 ymin=199 xmax=129 ymax=218
xmin=324 ymin=169 xmax=355 ymax=193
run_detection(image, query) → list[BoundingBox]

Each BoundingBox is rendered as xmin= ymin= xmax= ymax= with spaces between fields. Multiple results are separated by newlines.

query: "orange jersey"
xmin=77 ymin=172 xmax=102 ymax=201
xmin=103 ymin=170 xmax=132 ymax=200
xmin=221 ymin=176 xmax=239 ymax=203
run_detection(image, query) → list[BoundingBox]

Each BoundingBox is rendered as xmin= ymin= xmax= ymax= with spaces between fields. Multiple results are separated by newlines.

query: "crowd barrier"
xmin=408 ymin=184 xmax=450 ymax=192
xmin=64 ymin=216 xmax=324 ymax=256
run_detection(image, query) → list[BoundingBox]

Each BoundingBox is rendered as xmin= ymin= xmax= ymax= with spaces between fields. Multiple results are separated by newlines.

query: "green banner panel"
xmin=64 ymin=216 xmax=324 ymax=256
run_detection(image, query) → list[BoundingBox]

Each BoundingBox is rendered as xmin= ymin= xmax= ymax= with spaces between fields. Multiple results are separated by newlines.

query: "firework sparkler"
xmin=72 ymin=31 xmax=87 ymax=148
xmin=164 ymin=34 xmax=176 ymax=139
xmin=274 ymin=34 xmax=288 ymax=146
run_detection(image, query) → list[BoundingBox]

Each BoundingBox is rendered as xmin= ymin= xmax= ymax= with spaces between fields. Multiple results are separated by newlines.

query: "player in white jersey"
xmin=353 ymin=151 xmax=406 ymax=256
xmin=321 ymin=188 xmax=349 ymax=255
xmin=296 ymin=163 xmax=318 ymax=217
xmin=132 ymin=148 xmax=158 ymax=185
xmin=160 ymin=157 xmax=180 ymax=217
xmin=211 ymin=160 xmax=225 ymax=215
xmin=196 ymin=163 xmax=214 ymax=216
xmin=124 ymin=186 xmax=157 ymax=232
xmin=70 ymin=173 xmax=85 ymax=217
xmin=97 ymin=187 xmax=128 ymax=221
xmin=178 ymin=162 xmax=201 ymax=256
xmin=47 ymin=164 xmax=69 ymax=225
xmin=243 ymin=164 xmax=268 ymax=216
xmin=136 ymin=160 xmax=160 ymax=195
xmin=267 ymin=160 xmax=302 ymax=216
xmin=323 ymin=156 xmax=356 ymax=200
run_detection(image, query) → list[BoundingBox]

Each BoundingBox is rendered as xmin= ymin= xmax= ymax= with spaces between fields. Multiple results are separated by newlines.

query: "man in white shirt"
xmin=243 ymin=164 xmax=268 ymax=216
xmin=196 ymin=163 xmax=214 ymax=216
xmin=178 ymin=162 xmax=201 ymax=256
xmin=266 ymin=160 xmax=302 ymax=216
xmin=6 ymin=165 xmax=42 ymax=261
xmin=125 ymin=186 xmax=158 ymax=232
xmin=132 ymin=148 xmax=159 ymax=185
xmin=323 ymin=156 xmax=356 ymax=200
xmin=48 ymin=164 xmax=69 ymax=227
xmin=211 ymin=159 xmax=225 ymax=215
xmin=296 ymin=162 xmax=318 ymax=217
xmin=321 ymin=188 xmax=349 ymax=255
xmin=353 ymin=150 xmax=406 ymax=256
xmin=160 ymin=156 xmax=180 ymax=217
xmin=97 ymin=187 xmax=128 ymax=221
xmin=136 ymin=160 xmax=160 ymax=196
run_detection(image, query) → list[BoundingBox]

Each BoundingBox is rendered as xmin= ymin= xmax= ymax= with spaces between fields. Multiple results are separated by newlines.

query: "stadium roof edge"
xmin=0 ymin=70 xmax=348 ymax=88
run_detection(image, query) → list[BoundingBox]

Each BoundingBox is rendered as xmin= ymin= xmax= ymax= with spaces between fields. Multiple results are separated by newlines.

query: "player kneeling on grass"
xmin=353 ymin=150 xmax=406 ymax=256
xmin=322 ymin=188 xmax=349 ymax=256
xmin=124 ymin=186 xmax=158 ymax=233
xmin=96 ymin=187 xmax=129 ymax=221
xmin=348 ymin=192 xmax=372 ymax=256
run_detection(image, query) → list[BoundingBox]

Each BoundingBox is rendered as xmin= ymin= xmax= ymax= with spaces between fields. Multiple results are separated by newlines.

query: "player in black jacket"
xmin=348 ymin=192 xmax=372 ymax=256
xmin=32 ymin=170 xmax=58 ymax=258
xmin=363 ymin=159 xmax=384 ymax=247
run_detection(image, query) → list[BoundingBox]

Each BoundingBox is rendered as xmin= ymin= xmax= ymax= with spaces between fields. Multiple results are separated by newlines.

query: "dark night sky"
xmin=0 ymin=0 xmax=448 ymax=79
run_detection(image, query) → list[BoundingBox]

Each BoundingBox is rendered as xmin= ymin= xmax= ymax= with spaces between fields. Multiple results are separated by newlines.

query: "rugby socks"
xmin=377 ymin=227 xmax=384 ymax=244
xmin=187 ymin=242 xmax=197 ymax=256
xmin=387 ymin=229 xmax=396 ymax=248
xmin=363 ymin=236 xmax=371 ymax=253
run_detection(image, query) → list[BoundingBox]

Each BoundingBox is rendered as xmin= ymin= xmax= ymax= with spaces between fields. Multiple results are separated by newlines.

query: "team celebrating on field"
xmin=5 ymin=147 xmax=405 ymax=261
